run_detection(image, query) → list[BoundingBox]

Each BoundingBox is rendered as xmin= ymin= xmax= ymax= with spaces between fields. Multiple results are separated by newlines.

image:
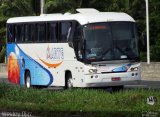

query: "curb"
xmin=0 ymin=64 xmax=7 ymax=73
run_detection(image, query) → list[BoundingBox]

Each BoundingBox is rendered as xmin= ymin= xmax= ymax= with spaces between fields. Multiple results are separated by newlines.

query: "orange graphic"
xmin=8 ymin=52 xmax=20 ymax=84
xmin=39 ymin=58 xmax=63 ymax=68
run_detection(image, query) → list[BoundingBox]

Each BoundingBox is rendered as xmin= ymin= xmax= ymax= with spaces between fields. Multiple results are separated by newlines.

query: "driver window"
xmin=73 ymin=23 xmax=83 ymax=60
xmin=59 ymin=22 xmax=72 ymax=42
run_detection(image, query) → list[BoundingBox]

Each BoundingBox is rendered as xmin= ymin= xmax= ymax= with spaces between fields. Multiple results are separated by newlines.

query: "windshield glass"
xmin=83 ymin=22 xmax=139 ymax=62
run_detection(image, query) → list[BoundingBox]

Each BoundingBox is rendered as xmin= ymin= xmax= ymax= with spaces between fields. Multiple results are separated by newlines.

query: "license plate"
xmin=111 ymin=77 xmax=121 ymax=81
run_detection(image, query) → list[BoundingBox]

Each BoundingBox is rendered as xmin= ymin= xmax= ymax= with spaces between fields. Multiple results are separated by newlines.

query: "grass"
xmin=0 ymin=83 xmax=160 ymax=117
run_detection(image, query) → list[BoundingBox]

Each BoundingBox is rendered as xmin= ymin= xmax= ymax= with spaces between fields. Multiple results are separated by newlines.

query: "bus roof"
xmin=7 ymin=8 xmax=135 ymax=25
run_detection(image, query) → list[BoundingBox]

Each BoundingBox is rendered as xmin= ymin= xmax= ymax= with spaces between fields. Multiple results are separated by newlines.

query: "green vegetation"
xmin=0 ymin=46 xmax=5 ymax=63
xmin=0 ymin=0 xmax=160 ymax=62
xmin=0 ymin=83 xmax=160 ymax=117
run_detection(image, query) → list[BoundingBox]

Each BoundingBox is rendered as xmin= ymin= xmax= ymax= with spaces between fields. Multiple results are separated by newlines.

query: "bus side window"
xmin=31 ymin=24 xmax=36 ymax=42
xmin=15 ymin=25 xmax=21 ymax=42
xmin=7 ymin=25 xmax=14 ymax=43
xmin=37 ymin=23 xmax=46 ymax=42
xmin=20 ymin=25 xmax=25 ymax=42
xmin=73 ymin=23 xmax=83 ymax=60
xmin=59 ymin=22 xmax=72 ymax=43
xmin=24 ymin=24 xmax=31 ymax=42
xmin=73 ymin=23 xmax=82 ymax=40
xmin=47 ymin=22 xmax=58 ymax=43
xmin=15 ymin=24 xmax=25 ymax=43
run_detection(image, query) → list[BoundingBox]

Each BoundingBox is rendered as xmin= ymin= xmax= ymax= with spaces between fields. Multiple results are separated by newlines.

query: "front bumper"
xmin=79 ymin=71 xmax=141 ymax=87
xmin=83 ymin=80 xmax=140 ymax=87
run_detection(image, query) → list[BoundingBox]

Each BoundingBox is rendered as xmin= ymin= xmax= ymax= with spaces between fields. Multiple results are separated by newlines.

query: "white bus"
xmin=7 ymin=8 xmax=141 ymax=89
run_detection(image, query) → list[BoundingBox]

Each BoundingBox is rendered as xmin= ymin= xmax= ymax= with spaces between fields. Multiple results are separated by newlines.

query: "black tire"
xmin=25 ymin=72 xmax=32 ymax=88
xmin=65 ymin=72 xmax=73 ymax=89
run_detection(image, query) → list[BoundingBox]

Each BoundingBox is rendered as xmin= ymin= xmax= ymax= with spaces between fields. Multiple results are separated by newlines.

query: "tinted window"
xmin=84 ymin=22 xmax=139 ymax=62
xmin=59 ymin=22 xmax=72 ymax=42
xmin=15 ymin=25 xmax=25 ymax=42
xmin=21 ymin=25 xmax=25 ymax=42
xmin=31 ymin=24 xmax=36 ymax=42
xmin=47 ymin=22 xmax=58 ymax=42
xmin=24 ymin=24 xmax=31 ymax=42
xmin=72 ymin=22 xmax=83 ymax=60
xmin=15 ymin=25 xmax=19 ymax=42
xmin=7 ymin=25 xmax=15 ymax=43
xmin=37 ymin=23 xmax=46 ymax=42
xmin=7 ymin=21 xmax=77 ymax=43
xmin=73 ymin=22 xmax=82 ymax=40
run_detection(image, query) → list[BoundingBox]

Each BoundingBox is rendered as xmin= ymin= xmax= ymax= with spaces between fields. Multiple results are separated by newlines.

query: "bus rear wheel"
xmin=65 ymin=72 xmax=73 ymax=89
xmin=25 ymin=72 xmax=31 ymax=88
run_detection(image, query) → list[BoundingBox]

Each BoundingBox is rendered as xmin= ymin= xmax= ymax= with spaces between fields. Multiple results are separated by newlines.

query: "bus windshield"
xmin=83 ymin=22 xmax=139 ymax=62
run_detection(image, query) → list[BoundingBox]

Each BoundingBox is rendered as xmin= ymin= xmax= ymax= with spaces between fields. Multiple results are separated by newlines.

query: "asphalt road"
xmin=125 ymin=80 xmax=160 ymax=89
xmin=0 ymin=76 xmax=160 ymax=89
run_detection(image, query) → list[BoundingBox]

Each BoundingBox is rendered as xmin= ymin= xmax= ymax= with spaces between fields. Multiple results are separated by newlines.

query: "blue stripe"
xmin=17 ymin=45 xmax=53 ymax=86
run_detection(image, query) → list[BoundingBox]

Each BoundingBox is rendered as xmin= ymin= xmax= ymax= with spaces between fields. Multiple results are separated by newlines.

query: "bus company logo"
xmin=46 ymin=45 xmax=64 ymax=60
xmin=39 ymin=45 xmax=63 ymax=68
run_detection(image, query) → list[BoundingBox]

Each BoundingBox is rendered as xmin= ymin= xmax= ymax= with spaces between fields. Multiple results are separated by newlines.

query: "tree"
xmin=0 ymin=0 xmax=35 ymax=17
xmin=0 ymin=0 xmax=36 ymax=63
xmin=0 ymin=0 xmax=160 ymax=61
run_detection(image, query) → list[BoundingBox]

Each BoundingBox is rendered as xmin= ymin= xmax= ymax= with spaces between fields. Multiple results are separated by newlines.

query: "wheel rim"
xmin=26 ymin=76 xmax=31 ymax=88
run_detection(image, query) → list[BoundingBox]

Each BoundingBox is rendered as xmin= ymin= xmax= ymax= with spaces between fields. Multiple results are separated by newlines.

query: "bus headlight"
xmin=130 ymin=67 xmax=138 ymax=71
xmin=89 ymin=69 xmax=97 ymax=73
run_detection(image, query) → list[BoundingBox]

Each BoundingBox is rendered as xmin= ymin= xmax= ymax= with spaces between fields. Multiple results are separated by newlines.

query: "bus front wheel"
xmin=25 ymin=72 xmax=31 ymax=88
xmin=65 ymin=72 xmax=73 ymax=89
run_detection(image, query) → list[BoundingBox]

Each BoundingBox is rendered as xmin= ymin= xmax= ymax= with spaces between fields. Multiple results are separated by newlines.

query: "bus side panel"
xmin=24 ymin=59 xmax=53 ymax=86
xmin=18 ymin=43 xmax=69 ymax=87
xmin=7 ymin=44 xmax=54 ymax=86
xmin=18 ymin=45 xmax=53 ymax=86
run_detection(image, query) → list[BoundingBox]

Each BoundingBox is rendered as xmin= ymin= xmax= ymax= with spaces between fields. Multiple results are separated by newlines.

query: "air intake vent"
xmin=76 ymin=8 xmax=99 ymax=14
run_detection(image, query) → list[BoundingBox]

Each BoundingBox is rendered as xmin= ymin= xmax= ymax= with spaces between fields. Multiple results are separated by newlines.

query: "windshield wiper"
xmin=99 ymin=46 xmax=137 ymax=60
xmin=115 ymin=46 xmax=135 ymax=60
xmin=99 ymin=48 xmax=112 ymax=59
